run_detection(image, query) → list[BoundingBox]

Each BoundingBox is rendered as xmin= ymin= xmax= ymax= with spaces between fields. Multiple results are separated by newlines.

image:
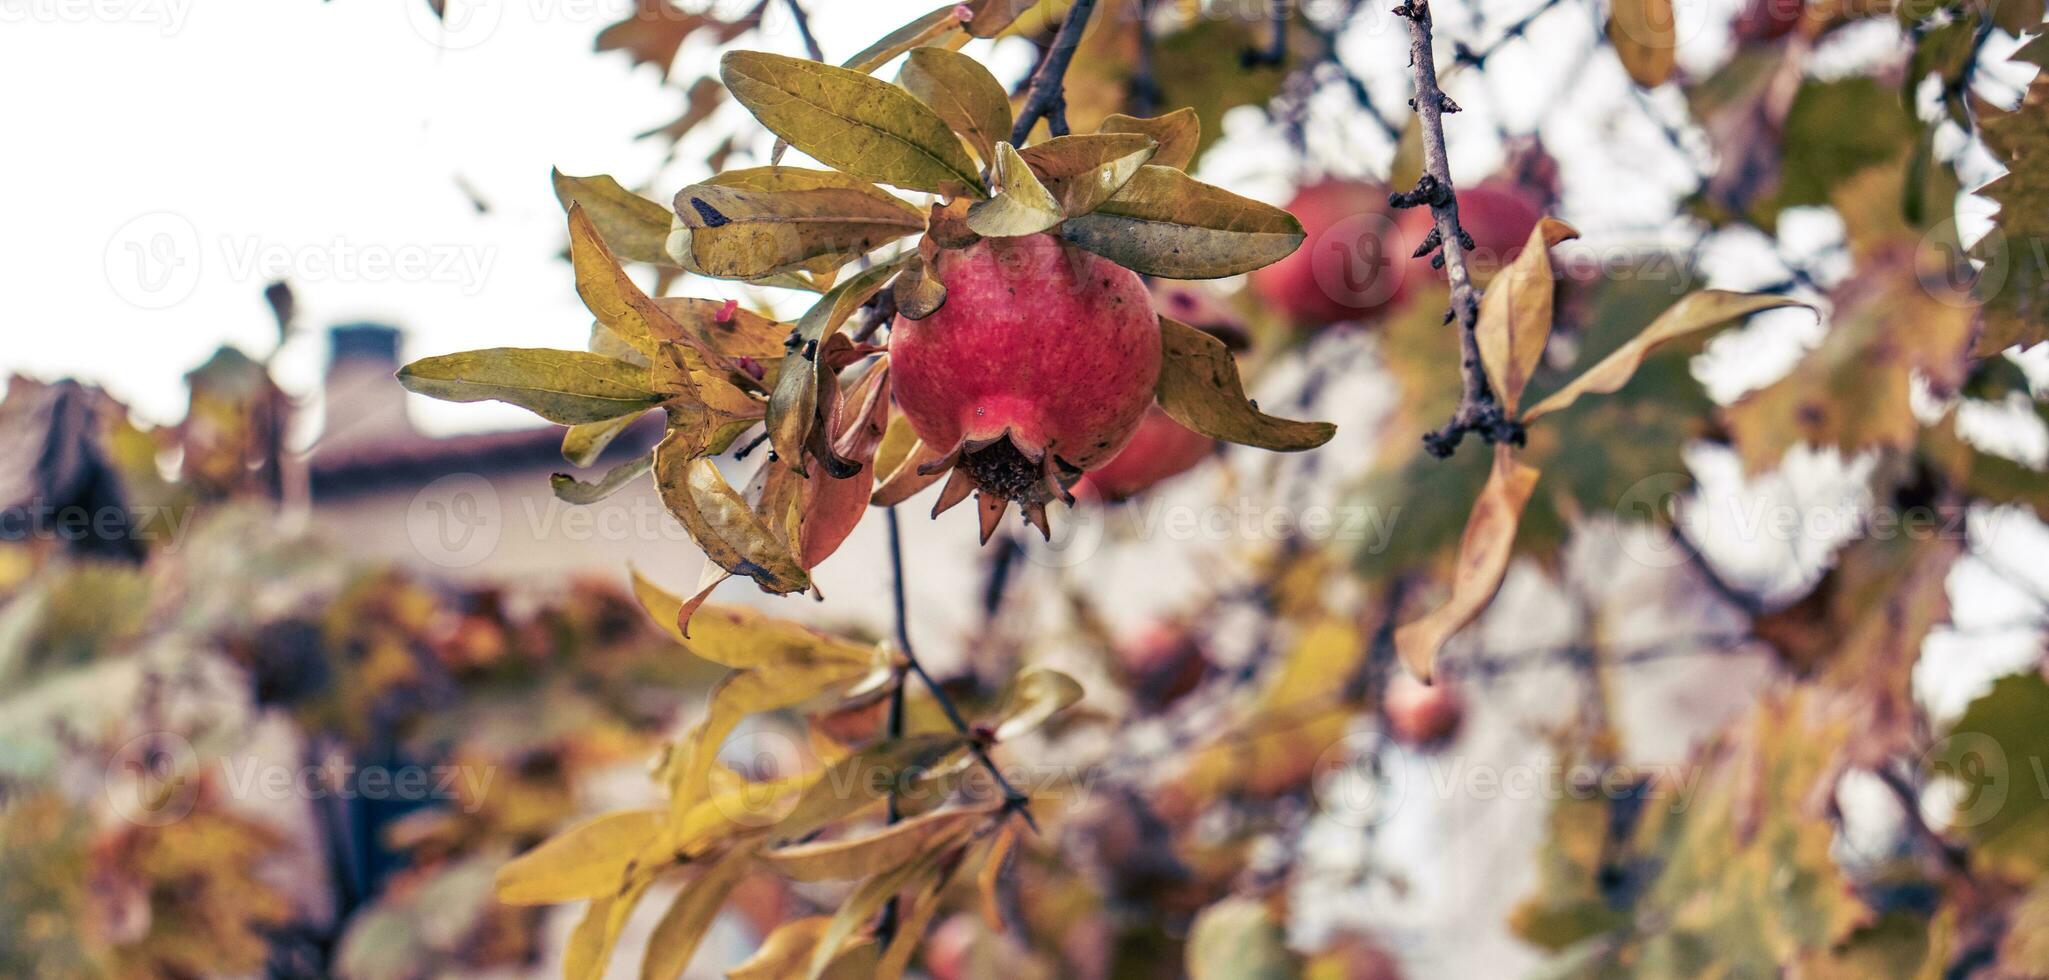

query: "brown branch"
xmin=783 ymin=0 xmax=823 ymax=61
xmin=1011 ymin=0 xmax=1099 ymax=144
xmin=1392 ymin=0 xmax=1522 ymax=458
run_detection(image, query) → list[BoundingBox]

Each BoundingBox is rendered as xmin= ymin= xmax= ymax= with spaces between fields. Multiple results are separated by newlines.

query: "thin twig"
xmin=1875 ymin=765 xmax=1973 ymax=880
xmin=1011 ymin=0 xmax=1099 ymax=144
xmin=880 ymin=507 xmax=1041 ymax=831
xmin=1393 ymin=0 xmax=1522 ymax=457
xmin=783 ymin=0 xmax=824 ymax=61
xmin=877 ymin=507 xmax=913 ymax=946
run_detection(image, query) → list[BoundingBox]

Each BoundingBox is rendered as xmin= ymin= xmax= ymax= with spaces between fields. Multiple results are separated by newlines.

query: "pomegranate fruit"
xmin=1114 ymin=619 xmax=1211 ymax=712
xmin=1383 ymin=672 xmax=1464 ymax=746
xmin=1076 ymin=406 xmax=1216 ymax=501
xmin=1252 ymin=179 xmax=1416 ymax=328
xmin=1734 ymin=0 xmax=1802 ymax=40
xmin=1394 ymin=178 xmax=1545 ymax=285
xmin=889 ymin=233 xmax=1161 ymax=542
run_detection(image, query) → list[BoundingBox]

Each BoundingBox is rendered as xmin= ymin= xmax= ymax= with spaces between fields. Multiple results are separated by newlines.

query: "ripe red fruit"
xmin=1383 ymin=673 xmax=1464 ymax=746
xmin=1394 ymin=178 xmax=1545 ymax=284
xmin=890 ymin=233 xmax=1161 ymax=542
xmin=1252 ymin=180 xmax=1416 ymax=328
xmin=1115 ymin=619 xmax=1211 ymax=712
xmin=1734 ymin=0 xmax=1802 ymax=41
xmin=1076 ymin=406 xmax=1215 ymax=501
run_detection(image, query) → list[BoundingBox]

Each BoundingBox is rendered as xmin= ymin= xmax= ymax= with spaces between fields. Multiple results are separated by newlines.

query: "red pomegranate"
xmin=1252 ymin=179 xmax=1416 ymax=328
xmin=890 ymin=233 xmax=1161 ymax=542
xmin=1076 ymin=406 xmax=1215 ymax=501
xmin=1115 ymin=619 xmax=1211 ymax=712
xmin=1734 ymin=0 xmax=1802 ymax=40
xmin=1383 ymin=673 xmax=1464 ymax=746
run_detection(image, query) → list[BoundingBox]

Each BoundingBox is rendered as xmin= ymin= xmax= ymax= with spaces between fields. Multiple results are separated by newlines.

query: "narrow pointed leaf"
xmin=1060 ymin=166 xmax=1305 ymax=278
xmin=397 ymin=349 xmax=664 ymax=425
xmin=638 ymin=846 xmax=754 ymax=980
xmin=993 ymin=667 xmax=1084 ymax=742
xmin=1393 ymin=446 xmax=1541 ymax=682
xmin=570 ymin=204 xmax=683 ymax=360
xmin=562 ymin=410 xmax=649 ymax=467
xmin=1609 ymin=0 xmax=1677 ymax=88
xmin=760 ymin=805 xmax=992 ymax=881
xmin=1522 ymin=291 xmax=1810 ymax=421
xmin=899 ymin=46 xmax=1012 ymax=164
xmin=767 ymin=260 xmax=902 ymax=475
xmin=842 ymin=5 xmax=969 ymax=74
xmin=672 ymin=167 xmax=927 ymax=280
xmin=1018 ymin=133 xmax=1157 ymax=218
xmin=552 ymin=450 xmax=654 ymax=505
xmin=493 ymin=809 xmax=666 ymax=905
xmin=720 ymin=51 xmax=985 ymax=196
xmin=1155 ymin=317 xmax=1335 ymax=451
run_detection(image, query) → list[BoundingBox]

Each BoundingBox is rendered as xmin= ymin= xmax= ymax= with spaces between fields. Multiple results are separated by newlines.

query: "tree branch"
xmin=1011 ymin=0 xmax=1099 ymax=144
xmin=783 ymin=0 xmax=823 ymax=61
xmin=879 ymin=507 xmax=1039 ymax=832
xmin=1393 ymin=0 xmax=1523 ymax=458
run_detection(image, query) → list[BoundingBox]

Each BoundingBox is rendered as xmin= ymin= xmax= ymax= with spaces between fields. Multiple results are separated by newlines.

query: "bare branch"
xmin=1393 ymin=0 xmax=1522 ymax=458
xmin=1012 ymin=0 xmax=1100 ymax=144
xmin=783 ymin=0 xmax=823 ymax=62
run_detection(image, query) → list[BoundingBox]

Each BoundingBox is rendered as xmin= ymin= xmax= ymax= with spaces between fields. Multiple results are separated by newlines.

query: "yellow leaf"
xmin=721 ymin=50 xmax=985 ymax=197
xmin=807 ymin=847 xmax=956 ymax=980
xmin=1522 ymin=290 xmax=1809 ymax=422
xmin=1060 ymin=165 xmax=1304 ymax=278
xmin=570 ymin=203 xmax=682 ymax=361
xmin=898 ymin=46 xmax=1013 ymax=165
xmin=396 ymin=348 xmax=663 ymax=425
xmin=1155 ymin=316 xmax=1335 ymax=451
xmin=876 ymin=852 xmax=955 ymax=980
xmin=1609 ymin=0 xmax=1677 ymax=88
xmin=554 ymin=170 xmax=676 ymax=267
xmin=892 ymin=253 xmax=948 ymax=320
xmin=495 ymin=809 xmax=665 ymax=906
xmin=760 ymin=804 xmax=994 ymax=881
xmin=1476 ymin=219 xmax=1578 ymax=415
xmin=768 ymin=260 xmax=903 ymax=475
xmin=672 ymin=168 xmax=927 ymax=280
xmin=977 ymin=822 xmax=1017 ymax=930
xmin=1016 ymin=133 xmax=1158 ymax=218
xmin=966 ymin=142 xmax=1068 ymax=238
xmin=672 ymin=663 xmax=875 ymax=813
xmin=770 ymin=734 xmax=970 ymax=840
xmin=1098 ymin=108 xmax=1201 ymax=170
xmin=651 ymin=435 xmax=809 ymax=595
xmin=1392 ymin=446 xmax=1541 ymax=681
xmin=639 ymin=845 xmax=756 ymax=980
xmin=992 ymin=667 xmax=1084 ymax=742
xmin=842 ymin=5 xmax=969 ymax=74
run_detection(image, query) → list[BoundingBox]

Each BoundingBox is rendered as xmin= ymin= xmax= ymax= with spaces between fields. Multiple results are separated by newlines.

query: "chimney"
xmin=320 ymin=323 xmax=414 ymax=451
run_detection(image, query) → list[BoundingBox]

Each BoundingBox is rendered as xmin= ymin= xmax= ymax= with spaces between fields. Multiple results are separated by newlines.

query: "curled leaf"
xmin=652 ymin=431 xmax=809 ymax=595
xmin=1476 ymin=218 xmax=1579 ymax=415
xmin=768 ymin=260 xmax=902 ymax=476
xmin=671 ymin=167 xmax=926 ymax=280
xmin=1392 ymin=446 xmax=1541 ymax=682
xmin=892 ymin=254 xmax=947 ymax=320
xmin=551 ymin=450 xmax=653 ymax=505
xmin=552 ymin=170 xmax=676 ymax=267
xmin=842 ymin=4 xmax=969 ymax=74
xmin=1017 ymin=133 xmax=1157 ymax=218
xmin=993 ymin=666 xmax=1084 ymax=742
xmin=1097 ymin=108 xmax=1201 ymax=170
xmin=1155 ymin=316 xmax=1335 ymax=451
xmin=1522 ymin=291 xmax=1810 ymax=421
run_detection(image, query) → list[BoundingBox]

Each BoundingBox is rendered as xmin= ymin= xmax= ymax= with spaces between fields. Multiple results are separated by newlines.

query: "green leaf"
xmin=672 ymin=167 xmax=927 ymax=281
xmin=1017 ymin=133 xmax=1157 ymax=218
xmin=720 ymin=50 xmax=985 ymax=197
xmin=1060 ymin=166 xmax=1304 ymax=278
xmin=898 ymin=46 xmax=1012 ymax=165
xmin=551 ymin=450 xmax=654 ymax=505
xmin=652 ymin=431 xmax=809 ymax=594
xmin=493 ymin=809 xmax=666 ymax=905
xmin=1154 ymin=316 xmax=1334 ymax=451
xmin=552 ymin=170 xmax=676 ymax=267
xmin=397 ymin=349 xmax=664 ymax=425
xmin=767 ymin=260 xmax=902 ymax=475
xmin=966 ymin=142 xmax=1067 ymax=238
xmin=1097 ymin=109 xmax=1200 ymax=170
